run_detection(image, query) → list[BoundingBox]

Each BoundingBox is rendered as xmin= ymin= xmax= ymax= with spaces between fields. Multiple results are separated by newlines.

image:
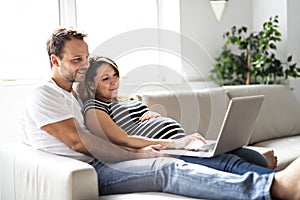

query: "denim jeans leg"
xmin=179 ymin=152 xmax=274 ymax=175
xmin=92 ymin=157 xmax=274 ymax=200
xmin=230 ymin=147 xmax=269 ymax=168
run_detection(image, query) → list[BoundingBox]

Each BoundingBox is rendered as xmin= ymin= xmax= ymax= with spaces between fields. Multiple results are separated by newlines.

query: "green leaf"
xmin=270 ymin=43 xmax=277 ymax=49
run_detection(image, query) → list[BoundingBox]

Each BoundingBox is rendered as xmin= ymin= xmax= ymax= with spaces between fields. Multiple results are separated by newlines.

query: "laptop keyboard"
xmin=195 ymin=143 xmax=216 ymax=152
xmin=186 ymin=140 xmax=216 ymax=152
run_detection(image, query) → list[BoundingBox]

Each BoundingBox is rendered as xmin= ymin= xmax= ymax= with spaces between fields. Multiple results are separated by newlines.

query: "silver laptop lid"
xmin=213 ymin=95 xmax=264 ymax=155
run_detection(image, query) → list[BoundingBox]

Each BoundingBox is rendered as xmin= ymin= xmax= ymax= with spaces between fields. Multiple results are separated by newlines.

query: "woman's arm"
xmin=85 ymin=108 xmax=174 ymax=149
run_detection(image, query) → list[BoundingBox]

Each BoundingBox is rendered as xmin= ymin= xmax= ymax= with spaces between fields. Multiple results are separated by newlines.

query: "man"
xmin=22 ymin=27 xmax=300 ymax=199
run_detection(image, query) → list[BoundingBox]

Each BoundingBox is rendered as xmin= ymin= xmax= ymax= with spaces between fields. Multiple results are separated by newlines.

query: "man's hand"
xmin=134 ymin=144 xmax=167 ymax=159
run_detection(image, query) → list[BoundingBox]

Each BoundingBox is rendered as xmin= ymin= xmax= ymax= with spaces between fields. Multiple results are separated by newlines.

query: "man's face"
xmin=57 ymin=38 xmax=89 ymax=83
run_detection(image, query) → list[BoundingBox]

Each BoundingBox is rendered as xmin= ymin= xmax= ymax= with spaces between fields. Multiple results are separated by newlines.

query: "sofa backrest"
xmin=223 ymin=85 xmax=300 ymax=144
xmin=0 ymin=84 xmax=32 ymax=144
xmin=139 ymin=88 xmax=229 ymax=139
xmin=5 ymin=83 xmax=299 ymax=147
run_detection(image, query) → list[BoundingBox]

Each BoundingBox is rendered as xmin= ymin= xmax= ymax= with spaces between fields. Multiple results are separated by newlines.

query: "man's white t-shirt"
xmin=22 ymin=79 xmax=93 ymax=162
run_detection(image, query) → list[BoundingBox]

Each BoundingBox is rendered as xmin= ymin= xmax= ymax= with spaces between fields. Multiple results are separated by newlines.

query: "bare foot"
xmin=272 ymin=157 xmax=300 ymax=199
xmin=263 ymin=149 xmax=278 ymax=169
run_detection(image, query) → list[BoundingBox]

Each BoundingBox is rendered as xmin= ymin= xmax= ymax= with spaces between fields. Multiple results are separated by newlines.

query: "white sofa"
xmin=1 ymin=84 xmax=300 ymax=200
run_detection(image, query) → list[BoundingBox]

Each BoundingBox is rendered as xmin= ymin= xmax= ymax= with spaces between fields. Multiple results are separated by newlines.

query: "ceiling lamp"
xmin=210 ymin=0 xmax=228 ymax=22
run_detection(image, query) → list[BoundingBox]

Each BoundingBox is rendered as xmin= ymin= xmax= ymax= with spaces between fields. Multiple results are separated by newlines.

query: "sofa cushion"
xmin=139 ymin=88 xmax=229 ymax=139
xmin=253 ymin=135 xmax=300 ymax=171
xmin=223 ymin=85 xmax=300 ymax=144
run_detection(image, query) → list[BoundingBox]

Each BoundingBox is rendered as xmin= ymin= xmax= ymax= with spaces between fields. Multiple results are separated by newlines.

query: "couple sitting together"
xmin=22 ymin=26 xmax=300 ymax=199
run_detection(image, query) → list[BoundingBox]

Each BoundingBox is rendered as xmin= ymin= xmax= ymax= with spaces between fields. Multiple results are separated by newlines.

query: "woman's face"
xmin=90 ymin=64 xmax=119 ymax=102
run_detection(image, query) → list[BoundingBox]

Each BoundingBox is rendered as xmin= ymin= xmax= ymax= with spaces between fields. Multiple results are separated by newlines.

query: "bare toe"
xmin=262 ymin=150 xmax=278 ymax=169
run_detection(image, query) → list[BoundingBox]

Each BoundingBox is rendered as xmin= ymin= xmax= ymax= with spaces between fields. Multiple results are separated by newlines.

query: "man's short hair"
xmin=46 ymin=27 xmax=88 ymax=68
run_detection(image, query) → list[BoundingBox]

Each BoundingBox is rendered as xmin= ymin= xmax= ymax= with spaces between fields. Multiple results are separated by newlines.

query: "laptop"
xmin=158 ymin=95 xmax=264 ymax=158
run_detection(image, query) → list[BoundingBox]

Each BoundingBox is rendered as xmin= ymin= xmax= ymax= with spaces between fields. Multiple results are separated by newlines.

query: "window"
xmin=76 ymin=0 xmax=160 ymax=84
xmin=1 ymin=0 xmax=181 ymax=86
xmin=75 ymin=0 xmax=182 ymax=85
xmin=0 ymin=0 xmax=59 ymax=81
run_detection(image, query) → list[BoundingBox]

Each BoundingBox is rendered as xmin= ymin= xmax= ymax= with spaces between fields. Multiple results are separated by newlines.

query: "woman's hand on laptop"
xmin=184 ymin=133 xmax=207 ymax=150
xmin=169 ymin=133 xmax=206 ymax=149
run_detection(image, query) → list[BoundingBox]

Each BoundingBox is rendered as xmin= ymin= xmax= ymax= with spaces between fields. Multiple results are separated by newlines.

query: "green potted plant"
xmin=210 ymin=15 xmax=300 ymax=86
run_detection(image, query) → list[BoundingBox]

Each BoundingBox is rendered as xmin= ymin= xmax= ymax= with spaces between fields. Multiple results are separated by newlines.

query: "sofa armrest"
xmin=0 ymin=143 xmax=99 ymax=200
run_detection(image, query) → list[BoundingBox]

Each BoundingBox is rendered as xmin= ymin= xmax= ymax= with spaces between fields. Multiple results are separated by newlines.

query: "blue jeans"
xmin=92 ymin=157 xmax=274 ymax=199
xmin=231 ymin=147 xmax=269 ymax=167
xmin=180 ymin=147 xmax=273 ymax=175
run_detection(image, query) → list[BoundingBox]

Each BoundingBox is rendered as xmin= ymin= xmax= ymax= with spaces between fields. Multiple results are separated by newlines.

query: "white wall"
xmin=253 ymin=0 xmax=287 ymax=57
xmin=180 ymin=0 xmax=252 ymax=82
xmin=287 ymin=0 xmax=300 ymax=102
xmin=180 ymin=0 xmax=300 ymax=102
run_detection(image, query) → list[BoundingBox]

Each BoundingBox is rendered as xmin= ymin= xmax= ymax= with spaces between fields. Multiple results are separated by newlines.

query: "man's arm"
xmin=42 ymin=118 xmax=91 ymax=155
xmin=42 ymin=118 xmax=163 ymax=162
